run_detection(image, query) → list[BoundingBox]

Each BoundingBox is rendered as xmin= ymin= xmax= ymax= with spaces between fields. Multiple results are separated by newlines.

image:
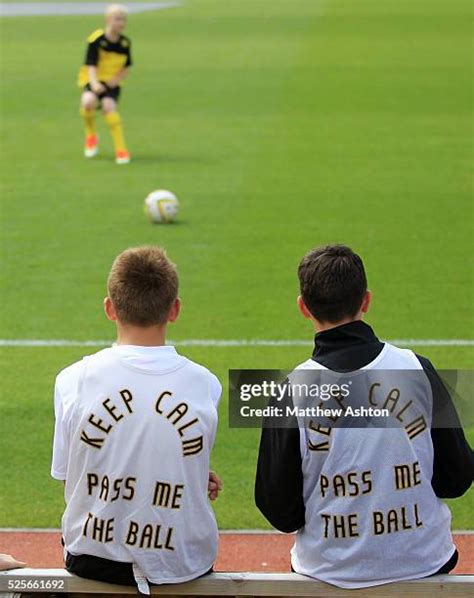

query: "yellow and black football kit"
xmin=78 ymin=29 xmax=132 ymax=100
xmin=78 ymin=29 xmax=132 ymax=162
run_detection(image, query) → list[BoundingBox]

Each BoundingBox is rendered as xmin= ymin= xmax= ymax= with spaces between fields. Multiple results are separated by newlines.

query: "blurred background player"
xmin=77 ymin=4 xmax=132 ymax=164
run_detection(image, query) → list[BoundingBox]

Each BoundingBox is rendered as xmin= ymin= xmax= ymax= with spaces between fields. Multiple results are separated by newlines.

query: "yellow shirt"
xmin=77 ymin=29 xmax=132 ymax=87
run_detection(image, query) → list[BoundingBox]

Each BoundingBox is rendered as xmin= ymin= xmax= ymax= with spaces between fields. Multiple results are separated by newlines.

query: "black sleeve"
xmin=85 ymin=40 xmax=99 ymax=66
xmin=417 ymin=354 xmax=474 ymax=498
xmin=126 ymin=42 xmax=132 ymax=67
xmin=255 ymin=390 xmax=305 ymax=533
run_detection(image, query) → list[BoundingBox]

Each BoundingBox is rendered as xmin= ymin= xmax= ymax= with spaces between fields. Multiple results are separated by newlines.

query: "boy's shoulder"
xmin=86 ymin=28 xmax=105 ymax=43
xmin=55 ymin=348 xmax=111 ymax=389
xmin=381 ymin=342 xmax=422 ymax=369
xmin=178 ymin=355 xmax=222 ymax=404
xmin=180 ymin=354 xmax=220 ymax=381
xmin=55 ymin=357 xmax=83 ymax=387
xmin=54 ymin=356 xmax=85 ymax=409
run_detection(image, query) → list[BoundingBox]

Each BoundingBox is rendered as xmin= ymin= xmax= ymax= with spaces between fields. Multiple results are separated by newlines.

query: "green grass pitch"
xmin=0 ymin=0 xmax=472 ymax=529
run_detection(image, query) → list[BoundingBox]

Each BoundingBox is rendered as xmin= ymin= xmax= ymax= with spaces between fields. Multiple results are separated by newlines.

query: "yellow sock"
xmin=104 ymin=111 xmax=127 ymax=153
xmin=80 ymin=107 xmax=97 ymax=137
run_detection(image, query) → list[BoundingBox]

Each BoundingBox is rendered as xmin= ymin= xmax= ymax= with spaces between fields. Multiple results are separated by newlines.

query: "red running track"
xmin=1 ymin=531 xmax=473 ymax=573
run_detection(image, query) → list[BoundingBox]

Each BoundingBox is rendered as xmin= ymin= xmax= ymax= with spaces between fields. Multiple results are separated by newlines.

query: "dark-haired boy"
xmin=52 ymin=246 xmax=222 ymax=592
xmin=255 ymin=244 xmax=473 ymax=588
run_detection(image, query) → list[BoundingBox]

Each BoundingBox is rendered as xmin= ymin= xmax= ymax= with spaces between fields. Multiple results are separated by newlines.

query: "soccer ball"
xmin=144 ymin=190 xmax=180 ymax=224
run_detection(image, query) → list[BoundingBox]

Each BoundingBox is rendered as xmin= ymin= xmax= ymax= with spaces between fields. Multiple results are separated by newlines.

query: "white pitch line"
xmin=0 ymin=339 xmax=473 ymax=347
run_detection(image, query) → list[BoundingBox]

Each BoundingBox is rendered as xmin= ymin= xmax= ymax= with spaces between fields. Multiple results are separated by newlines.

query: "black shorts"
xmin=66 ymin=552 xmax=213 ymax=586
xmin=84 ymin=81 xmax=121 ymax=103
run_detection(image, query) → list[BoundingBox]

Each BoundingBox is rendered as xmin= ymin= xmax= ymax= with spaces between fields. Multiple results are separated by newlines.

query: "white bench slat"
xmin=0 ymin=569 xmax=473 ymax=597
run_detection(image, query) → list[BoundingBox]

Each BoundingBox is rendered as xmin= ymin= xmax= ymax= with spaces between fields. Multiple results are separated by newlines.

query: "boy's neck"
xmin=105 ymin=26 xmax=120 ymax=41
xmin=314 ymin=315 xmax=363 ymax=334
xmin=116 ymin=324 xmax=167 ymax=347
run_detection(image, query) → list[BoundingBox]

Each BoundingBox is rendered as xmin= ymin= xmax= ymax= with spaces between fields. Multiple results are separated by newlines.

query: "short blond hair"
xmin=107 ymin=246 xmax=179 ymax=326
xmin=105 ymin=4 xmax=128 ymax=18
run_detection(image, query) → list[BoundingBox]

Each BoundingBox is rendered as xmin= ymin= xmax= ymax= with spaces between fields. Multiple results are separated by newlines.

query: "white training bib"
xmin=290 ymin=343 xmax=455 ymax=589
xmin=52 ymin=346 xmax=220 ymax=584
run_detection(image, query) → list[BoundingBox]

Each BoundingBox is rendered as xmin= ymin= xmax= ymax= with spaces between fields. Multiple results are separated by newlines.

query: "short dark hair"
xmin=298 ymin=244 xmax=367 ymax=323
xmin=107 ymin=246 xmax=178 ymax=326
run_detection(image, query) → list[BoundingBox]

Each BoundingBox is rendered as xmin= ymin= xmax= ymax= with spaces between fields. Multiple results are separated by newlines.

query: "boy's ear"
xmin=361 ymin=290 xmax=372 ymax=314
xmin=297 ymin=295 xmax=312 ymax=320
xmin=104 ymin=296 xmax=118 ymax=322
xmin=167 ymin=298 xmax=181 ymax=323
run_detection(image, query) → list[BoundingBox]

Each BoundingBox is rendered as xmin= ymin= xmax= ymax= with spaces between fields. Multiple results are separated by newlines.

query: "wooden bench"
xmin=1 ymin=569 xmax=473 ymax=597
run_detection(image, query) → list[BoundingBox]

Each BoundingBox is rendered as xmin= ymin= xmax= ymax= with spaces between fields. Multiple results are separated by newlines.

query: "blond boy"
xmin=78 ymin=4 xmax=132 ymax=164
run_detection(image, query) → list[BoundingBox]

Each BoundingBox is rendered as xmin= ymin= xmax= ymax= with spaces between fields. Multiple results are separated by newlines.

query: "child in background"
xmin=78 ymin=4 xmax=132 ymax=164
